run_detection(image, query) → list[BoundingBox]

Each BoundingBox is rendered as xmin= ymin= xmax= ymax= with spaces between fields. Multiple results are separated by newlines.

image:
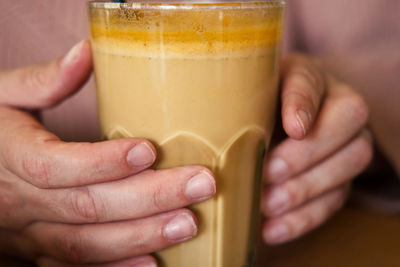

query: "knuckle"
xmin=287 ymin=69 xmax=315 ymax=92
xmin=55 ymin=229 xmax=86 ymax=264
xmin=152 ymin=184 xmax=167 ymax=211
xmin=283 ymin=79 xmax=320 ymax=115
xmin=24 ymin=67 xmax=47 ymax=90
xmin=70 ymin=187 xmax=100 ymax=222
xmin=295 ymin=67 xmax=319 ymax=89
xmin=286 ymin=57 xmax=324 ymax=90
xmin=282 ymin=87 xmax=311 ymax=108
xmin=21 ymin=156 xmax=52 ymax=188
xmin=342 ymin=90 xmax=370 ymax=125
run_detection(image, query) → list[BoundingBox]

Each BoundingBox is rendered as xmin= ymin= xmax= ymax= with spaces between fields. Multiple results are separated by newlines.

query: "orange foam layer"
xmin=89 ymin=4 xmax=284 ymax=54
xmin=91 ymin=25 xmax=281 ymax=44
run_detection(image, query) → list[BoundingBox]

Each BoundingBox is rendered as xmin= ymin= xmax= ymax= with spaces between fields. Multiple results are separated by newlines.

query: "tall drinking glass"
xmin=89 ymin=1 xmax=285 ymax=266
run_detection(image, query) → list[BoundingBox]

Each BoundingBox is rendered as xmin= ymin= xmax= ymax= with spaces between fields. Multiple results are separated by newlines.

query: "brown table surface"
xmin=1 ymin=205 xmax=400 ymax=267
xmin=257 ymin=205 xmax=400 ymax=267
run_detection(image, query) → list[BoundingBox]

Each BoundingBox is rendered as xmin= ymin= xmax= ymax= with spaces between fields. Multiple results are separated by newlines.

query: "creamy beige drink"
xmin=89 ymin=1 xmax=284 ymax=266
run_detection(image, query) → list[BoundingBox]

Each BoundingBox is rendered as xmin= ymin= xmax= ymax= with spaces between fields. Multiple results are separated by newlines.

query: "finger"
xmin=0 ymin=40 xmax=92 ymax=109
xmin=33 ymin=167 xmax=215 ymax=223
xmin=264 ymin=82 xmax=369 ymax=183
xmin=263 ymin=129 xmax=372 ymax=217
xmin=263 ymin=185 xmax=349 ymax=245
xmin=27 ymin=209 xmax=197 ymax=264
xmin=0 ymin=107 xmax=156 ymax=188
xmin=37 ymin=255 xmax=157 ymax=267
xmin=280 ymin=54 xmax=326 ymax=139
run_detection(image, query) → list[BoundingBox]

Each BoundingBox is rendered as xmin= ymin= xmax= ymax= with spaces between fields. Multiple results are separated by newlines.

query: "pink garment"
xmin=0 ymin=0 xmax=399 ymax=171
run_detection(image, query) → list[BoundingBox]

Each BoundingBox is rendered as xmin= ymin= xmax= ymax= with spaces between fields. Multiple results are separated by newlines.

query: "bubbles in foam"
xmin=89 ymin=2 xmax=284 ymax=57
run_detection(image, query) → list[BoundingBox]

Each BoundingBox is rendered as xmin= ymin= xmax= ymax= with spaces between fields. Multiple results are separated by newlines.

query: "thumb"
xmin=0 ymin=106 xmax=157 ymax=189
xmin=280 ymin=54 xmax=326 ymax=139
xmin=0 ymin=40 xmax=92 ymax=109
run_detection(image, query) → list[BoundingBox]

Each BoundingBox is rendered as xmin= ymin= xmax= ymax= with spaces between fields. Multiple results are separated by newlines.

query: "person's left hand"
xmin=262 ymin=54 xmax=373 ymax=244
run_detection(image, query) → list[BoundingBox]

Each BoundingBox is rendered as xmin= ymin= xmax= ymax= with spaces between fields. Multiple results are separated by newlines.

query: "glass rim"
xmin=88 ymin=0 xmax=285 ymax=10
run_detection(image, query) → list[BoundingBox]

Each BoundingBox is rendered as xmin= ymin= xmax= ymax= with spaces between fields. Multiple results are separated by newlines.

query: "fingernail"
xmin=267 ymin=157 xmax=290 ymax=182
xmin=134 ymin=261 xmax=157 ymax=267
xmin=127 ymin=142 xmax=155 ymax=167
xmin=61 ymin=40 xmax=85 ymax=68
xmin=185 ymin=171 xmax=216 ymax=201
xmin=164 ymin=213 xmax=197 ymax=241
xmin=267 ymin=188 xmax=289 ymax=214
xmin=265 ymin=223 xmax=290 ymax=244
xmin=296 ymin=109 xmax=311 ymax=136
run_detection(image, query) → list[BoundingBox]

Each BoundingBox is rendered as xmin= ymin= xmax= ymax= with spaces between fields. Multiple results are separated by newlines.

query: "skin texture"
xmin=2 ymin=0 xmax=397 ymax=266
xmin=0 ymin=41 xmax=217 ymax=266
xmin=283 ymin=0 xmax=400 ymax=175
xmin=262 ymin=55 xmax=373 ymax=244
xmin=0 ymin=41 xmax=372 ymax=266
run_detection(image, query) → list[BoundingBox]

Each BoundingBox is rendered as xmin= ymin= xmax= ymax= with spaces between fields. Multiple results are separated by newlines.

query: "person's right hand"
xmin=0 ymin=40 xmax=216 ymax=267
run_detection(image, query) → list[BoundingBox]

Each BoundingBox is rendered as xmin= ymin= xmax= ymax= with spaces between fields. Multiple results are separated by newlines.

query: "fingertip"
xmin=185 ymin=170 xmax=217 ymax=201
xmin=163 ymin=209 xmax=198 ymax=242
xmin=61 ymin=40 xmax=89 ymax=68
xmin=33 ymin=40 xmax=93 ymax=109
xmin=78 ymin=40 xmax=93 ymax=67
xmin=263 ymin=156 xmax=290 ymax=183
xmin=60 ymin=39 xmax=92 ymax=82
xmin=282 ymin=108 xmax=312 ymax=140
xmin=127 ymin=140 xmax=157 ymax=168
xmin=280 ymin=55 xmax=324 ymax=139
xmin=296 ymin=109 xmax=312 ymax=136
xmin=262 ymin=186 xmax=290 ymax=217
xmin=263 ymin=220 xmax=291 ymax=245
